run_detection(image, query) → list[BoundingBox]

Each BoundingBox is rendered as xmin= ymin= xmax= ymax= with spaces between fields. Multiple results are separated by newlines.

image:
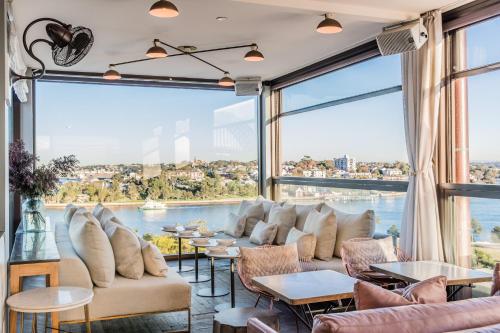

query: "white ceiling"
xmin=11 ymin=0 xmax=468 ymax=81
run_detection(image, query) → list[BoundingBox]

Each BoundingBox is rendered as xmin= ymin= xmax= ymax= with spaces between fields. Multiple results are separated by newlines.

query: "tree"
xmin=127 ymin=182 xmax=140 ymax=201
xmin=387 ymin=224 xmax=400 ymax=238
xmin=471 ymin=218 xmax=482 ymax=241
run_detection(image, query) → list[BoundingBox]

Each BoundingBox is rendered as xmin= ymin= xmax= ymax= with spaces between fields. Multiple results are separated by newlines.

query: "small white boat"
xmin=139 ymin=200 xmax=167 ymax=211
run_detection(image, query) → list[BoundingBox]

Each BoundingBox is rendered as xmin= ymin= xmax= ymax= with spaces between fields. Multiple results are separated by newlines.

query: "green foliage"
xmin=387 ymin=224 xmax=400 ymax=238
xmin=472 ymin=248 xmax=496 ymax=269
xmin=471 ymin=218 xmax=483 ymax=241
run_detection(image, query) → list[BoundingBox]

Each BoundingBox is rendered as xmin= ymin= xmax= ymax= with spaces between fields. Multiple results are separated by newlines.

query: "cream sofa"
xmin=217 ymin=198 xmax=387 ymax=273
xmin=54 ymin=219 xmax=192 ymax=329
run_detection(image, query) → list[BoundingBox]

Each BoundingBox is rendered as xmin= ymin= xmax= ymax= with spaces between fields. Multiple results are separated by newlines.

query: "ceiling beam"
xmin=228 ymin=0 xmax=418 ymax=23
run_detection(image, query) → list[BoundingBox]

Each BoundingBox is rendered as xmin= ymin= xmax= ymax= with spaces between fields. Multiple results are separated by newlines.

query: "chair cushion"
xmin=300 ymin=257 xmax=346 ymax=273
xmin=139 ymin=238 xmax=168 ymax=277
xmin=303 ymin=209 xmax=337 ymax=261
xmin=69 ymin=211 xmax=115 ymax=287
xmin=491 ymin=263 xmax=500 ymax=296
xmin=239 ymin=200 xmax=265 ymax=236
xmin=286 ymin=227 xmax=316 ymax=262
xmin=445 ymin=323 xmax=500 ymax=333
xmin=224 ymin=212 xmax=246 ymax=238
xmin=250 ymin=221 xmax=278 ymax=245
xmin=63 ymin=204 xmax=79 ymax=225
xmin=341 ymin=237 xmax=397 ymax=273
xmin=104 ymin=221 xmax=144 ymax=280
xmin=354 ymin=276 xmax=447 ymax=310
xmin=268 ymin=204 xmax=296 ymax=245
xmin=322 ymin=204 xmax=375 ymax=257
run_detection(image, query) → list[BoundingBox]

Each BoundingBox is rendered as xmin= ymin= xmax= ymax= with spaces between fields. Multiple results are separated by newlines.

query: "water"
xmin=45 ymin=196 xmax=500 ymax=241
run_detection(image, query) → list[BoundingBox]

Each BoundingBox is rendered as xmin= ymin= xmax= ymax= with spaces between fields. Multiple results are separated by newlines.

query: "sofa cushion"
xmin=322 ymin=204 xmax=375 ymax=257
xmin=312 ymin=296 xmax=500 ymax=333
xmin=63 ymin=204 xmax=79 ymax=225
xmin=59 ymin=272 xmax=191 ymax=322
xmin=104 ymin=221 xmax=144 ymax=280
xmin=250 ymin=221 xmax=278 ymax=245
xmin=99 ymin=207 xmax=123 ymax=229
xmin=303 ymin=209 xmax=337 ymax=261
xmin=239 ymin=201 xmax=265 ymax=236
xmin=256 ymin=195 xmax=276 ymax=222
xmin=288 ymin=203 xmax=323 ymax=231
xmin=268 ymin=204 xmax=296 ymax=245
xmin=139 ymin=238 xmax=168 ymax=277
xmin=286 ymin=227 xmax=316 ymax=262
xmin=69 ymin=212 xmax=115 ymax=287
xmin=92 ymin=203 xmax=106 ymax=220
xmin=224 ymin=212 xmax=246 ymax=238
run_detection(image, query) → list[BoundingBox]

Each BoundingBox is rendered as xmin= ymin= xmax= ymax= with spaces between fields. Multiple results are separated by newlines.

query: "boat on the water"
xmin=139 ymin=200 xmax=167 ymax=210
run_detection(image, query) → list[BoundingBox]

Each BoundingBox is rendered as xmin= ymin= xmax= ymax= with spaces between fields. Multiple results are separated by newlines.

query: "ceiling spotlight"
xmin=103 ymin=66 xmax=121 ymax=80
xmin=218 ymin=73 xmax=235 ymax=87
xmin=244 ymin=44 xmax=264 ymax=62
xmin=146 ymin=41 xmax=168 ymax=58
xmin=149 ymin=0 xmax=179 ymax=18
xmin=316 ymin=13 xmax=343 ymax=34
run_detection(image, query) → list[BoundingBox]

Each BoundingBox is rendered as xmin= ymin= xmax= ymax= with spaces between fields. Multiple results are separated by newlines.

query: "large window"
xmin=36 ymin=82 xmax=258 ymax=253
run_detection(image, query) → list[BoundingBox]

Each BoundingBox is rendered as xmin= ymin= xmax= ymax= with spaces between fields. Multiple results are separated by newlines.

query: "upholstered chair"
xmin=341 ymin=237 xmax=410 ymax=287
xmin=247 ymin=318 xmax=278 ymax=333
xmin=238 ymin=243 xmax=302 ymax=309
xmin=491 ymin=263 xmax=500 ymax=296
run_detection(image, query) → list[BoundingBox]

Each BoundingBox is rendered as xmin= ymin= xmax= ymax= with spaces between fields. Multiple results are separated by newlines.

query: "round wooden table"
xmin=7 ymin=286 xmax=94 ymax=333
xmin=213 ymin=307 xmax=279 ymax=333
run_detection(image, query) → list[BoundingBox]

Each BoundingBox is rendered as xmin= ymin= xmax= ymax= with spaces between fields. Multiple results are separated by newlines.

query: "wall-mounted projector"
xmin=235 ymin=77 xmax=262 ymax=96
xmin=376 ymin=19 xmax=428 ymax=56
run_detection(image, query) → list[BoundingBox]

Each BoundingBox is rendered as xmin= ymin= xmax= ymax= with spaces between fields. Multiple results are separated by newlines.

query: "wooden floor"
xmin=20 ymin=258 xmax=310 ymax=333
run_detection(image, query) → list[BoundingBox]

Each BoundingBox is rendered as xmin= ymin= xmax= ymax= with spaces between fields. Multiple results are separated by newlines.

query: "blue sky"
xmin=36 ymin=16 xmax=499 ymax=165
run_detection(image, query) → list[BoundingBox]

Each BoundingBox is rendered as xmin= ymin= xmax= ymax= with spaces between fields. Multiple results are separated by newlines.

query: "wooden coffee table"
xmin=252 ymin=270 xmax=357 ymax=329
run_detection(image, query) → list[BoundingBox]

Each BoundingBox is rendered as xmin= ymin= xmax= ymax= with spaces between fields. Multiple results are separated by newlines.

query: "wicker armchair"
xmin=237 ymin=243 xmax=302 ymax=309
xmin=341 ymin=237 xmax=410 ymax=287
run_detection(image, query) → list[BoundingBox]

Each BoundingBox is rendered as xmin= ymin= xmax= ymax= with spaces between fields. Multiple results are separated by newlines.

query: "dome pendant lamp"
xmin=149 ymin=0 xmax=179 ymax=18
xmin=103 ymin=65 xmax=121 ymax=80
xmin=218 ymin=73 xmax=235 ymax=87
xmin=244 ymin=44 xmax=264 ymax=62
xmin=316 ymin=13 xmax=343 ymax=34
xmin=146 ymin=40 xmax=168 ymax=58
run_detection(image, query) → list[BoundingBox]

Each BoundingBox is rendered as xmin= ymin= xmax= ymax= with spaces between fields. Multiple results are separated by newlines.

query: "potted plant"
xmin=9 ymin=140 xmax=78 ymax=232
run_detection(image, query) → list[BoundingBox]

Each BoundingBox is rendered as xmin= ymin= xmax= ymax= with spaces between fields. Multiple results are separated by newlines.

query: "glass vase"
xmin=22 ymin=197 xmax=47 ymax=232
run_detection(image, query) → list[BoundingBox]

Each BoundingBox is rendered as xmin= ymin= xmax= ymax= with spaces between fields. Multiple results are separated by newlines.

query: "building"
xmin=334 ymin=154 xmax=356 ymax=172
xmin=382 ymin=168 xmax=403 ymax=177
xmin=303 ymin=169 xmax=326 ymax=178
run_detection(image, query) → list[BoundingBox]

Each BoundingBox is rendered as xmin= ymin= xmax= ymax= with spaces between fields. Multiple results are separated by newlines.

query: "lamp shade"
xmin=103 ymin=67 xmax=121 ymax=80
xmin=244 ymin=49 xmax=264 ymax=62
xmin=316 ymin=16 xmax=343 ymax=34
xmin=146 ymin=45 xmax=168 ymax=58
xmin=149 ymin=0 xmax=179 ymax=18
xmin=218 ymin=74 xmax=234 ymax=87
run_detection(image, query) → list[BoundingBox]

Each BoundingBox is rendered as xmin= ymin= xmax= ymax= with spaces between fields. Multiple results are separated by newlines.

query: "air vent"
xmin=235 ymin=77 xmax=262 ymax=96
xmin=376 ymin=19 xmax=428 ymax=56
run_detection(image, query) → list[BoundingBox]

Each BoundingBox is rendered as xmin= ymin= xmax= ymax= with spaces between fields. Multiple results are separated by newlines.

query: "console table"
xmin=9 ymin=224 xmax=60 ymax=333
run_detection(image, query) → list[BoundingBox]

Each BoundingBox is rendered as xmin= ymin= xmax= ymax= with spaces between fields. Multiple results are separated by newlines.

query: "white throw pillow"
xmin=92 ymin=203 xmax=105 ymax=221
xmin=104 ymin=221 xmax=144 ymax=280
xmin=63 ymin=204 xmax=79 ymax=225
xmin=224 ymin=213 xmax=246 ymax=238
xmin=256 ymin=195 xmax=276 ymax=222
xmin=288 ymin=203 xmax=323 ymax=231
xmin=139 ymin=238 xmax=168 ymax=277
xmin=321 ymin=204 xmax=376 ymax=257
xmin=69 ymin=212 xmax=115 ymax=287
xmin=285 ymin=227 xmax=317 ymax=262
xmin=249 ymin=221 xmax=278 ymax=245
xmin=268 ymin=204 xmax=297 ymax=245
xmin=238 ymin=201 xmax=265 ymax=236
xmin=303 ymin=209 xmax=337 ymax=261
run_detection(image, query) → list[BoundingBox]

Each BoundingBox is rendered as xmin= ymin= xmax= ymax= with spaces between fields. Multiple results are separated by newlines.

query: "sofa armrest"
xmin=247 ymin=318 xmax=278 ymax=333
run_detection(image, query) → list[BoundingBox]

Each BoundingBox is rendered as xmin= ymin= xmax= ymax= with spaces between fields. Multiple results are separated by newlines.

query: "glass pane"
xmin=279 ymin=184 xmax=406 ymax=236
xmin=282 ymin=55 xmax=401 ymax=112
xmin=464 ymin=16 xmax=500 ymax=69
xmin=280 ymin=91 xmax=408 ymax=180
xmin=36 ymin=82 xmax=258 ymax=254
xmin=468 ymin=70 xmax=500 ymax=184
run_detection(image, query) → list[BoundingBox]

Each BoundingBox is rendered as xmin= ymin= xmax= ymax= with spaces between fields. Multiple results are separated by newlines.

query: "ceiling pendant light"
xmin=103 ymin=65 xmax=121 ymax=80
xmin=316 ymin=13 xmax=343 ymax=34
xmin=146 ymin=42 xmax=168 ymax=58
xmin=218 ymin=72 xmax=235 ymax=87
xmin=149 ymin=0 xmax=179 ymax=18
xmin=244 ymin=44 xmax=264 ymax=62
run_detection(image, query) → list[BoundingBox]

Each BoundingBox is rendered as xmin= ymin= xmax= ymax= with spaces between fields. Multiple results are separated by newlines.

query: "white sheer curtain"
xmin=400 ymin=10 xmax=444 ymax=261
xmin=7 ymin=2 xmax=29 ymax=102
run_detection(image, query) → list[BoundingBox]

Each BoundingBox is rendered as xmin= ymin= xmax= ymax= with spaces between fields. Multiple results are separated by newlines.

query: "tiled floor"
xmin=18 ymin=258 xmax=310 ymax=333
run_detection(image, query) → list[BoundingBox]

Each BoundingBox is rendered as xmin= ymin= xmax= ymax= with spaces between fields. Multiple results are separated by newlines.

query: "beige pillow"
xmin=92 ymin=203 xmax=105 ymax=221
xmin=98 ymin=207 xmax=114 ymax=228
xmin=69 ymin=212 xmax=115 ymax=287
xmin=139 ymin=238 xmax=168 ymax=277
xmin=285 ymin=227 xmax=317 ymax=262
xmin=341 ymin=237 xmax=398 ymax=273
xmin=63 ymin=204 xmax=79 ymax=225
xmin=287 ymin=203 xmax=323 ymax=231
xmin=249 ymin=221 xmax=278 ymax=245
xmin=104 ymin=221 xmax=144 ymax=280
xmin=322 ymin=204 xmax=375 ymax=257
xmin=239 ymin=201 xmax=265 ymax=236
xmin=303 ymin=209 xmax=337 ymax=261
xmin=224 ymin=213 xmax=246 ymax=238
xmin=256 ymin=196 xmax=276 ymax=222
xmin=268 ymin=204 xmax=297 ymax=245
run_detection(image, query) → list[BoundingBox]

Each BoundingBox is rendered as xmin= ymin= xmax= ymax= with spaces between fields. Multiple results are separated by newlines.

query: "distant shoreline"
xmin=45 ymin=198 xmax=243 ymax=209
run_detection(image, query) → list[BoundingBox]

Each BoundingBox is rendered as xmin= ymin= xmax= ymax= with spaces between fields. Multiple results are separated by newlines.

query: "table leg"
xmin=178 ymin=238 xmax=182 ymax=272
xmin=230 ymin=258 xmax=235 ymax=308
xmin=9 ymin=268 xmax=21 ymax=333
xmin=84 ymin=305 xmax=91 ymax=333
xmin=211 ymin=256 xmax=215 ymax=293
xmin=195 ymin=247 xmax=199 ymax=280
xmin=196 ymin=256 xmax=228 ymax=297
xmin=32 ymin=313 xmax=37 ymax=333
xmin=47 ymin=267 xmax=59 ymax=333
